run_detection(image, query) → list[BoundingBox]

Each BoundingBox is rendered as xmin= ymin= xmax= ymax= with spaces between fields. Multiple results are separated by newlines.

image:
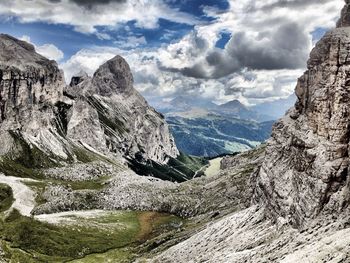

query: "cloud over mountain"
xmin=1 ymin=0 xmax=343 ymax=106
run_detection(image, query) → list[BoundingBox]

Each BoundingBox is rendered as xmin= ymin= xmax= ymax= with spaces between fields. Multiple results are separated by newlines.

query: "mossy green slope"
xmin=0 ymin=210 xmax=183 ymax=262
xmin=0 ymin=183 xmax=13 ymax=213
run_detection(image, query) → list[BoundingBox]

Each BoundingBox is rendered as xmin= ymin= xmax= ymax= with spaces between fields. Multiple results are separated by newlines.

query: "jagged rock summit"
xmin=0 ymin=34 xmax=178 ymax=169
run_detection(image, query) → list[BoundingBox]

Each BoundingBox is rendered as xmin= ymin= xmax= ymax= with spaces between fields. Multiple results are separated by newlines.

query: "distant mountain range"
xmin=167 ymin=115 xmax=273 ymax=157
xmin=154 ymin=95 xmax=296 ymax=122
xmin=152 ymin=95 xmax=295 ymax=157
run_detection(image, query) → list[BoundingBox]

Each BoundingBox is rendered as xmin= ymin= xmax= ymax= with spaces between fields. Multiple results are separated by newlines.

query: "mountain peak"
xmin=337 ymin=0 xmax=350 ymax=27
xmin=0 ymin=33 xmax=54 ymax=70
xmin=92 ymin=55 xmax=134 ymax=96
xmin=0 ymin=33 xmax=35 ymax=52
xmin=219 ymin=99 xmax=246 ymax=109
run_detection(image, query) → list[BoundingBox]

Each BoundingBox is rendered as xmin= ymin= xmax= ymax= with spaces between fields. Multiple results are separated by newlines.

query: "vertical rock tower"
xmin=256 ymin=0 xmax=350 ymax=227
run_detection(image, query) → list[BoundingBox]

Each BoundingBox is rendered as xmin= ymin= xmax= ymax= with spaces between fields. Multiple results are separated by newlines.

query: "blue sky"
xmin=0 ymin=0 xmax=230 ymax=59
xmin=0 ymin=0 xmax=344 ymax=107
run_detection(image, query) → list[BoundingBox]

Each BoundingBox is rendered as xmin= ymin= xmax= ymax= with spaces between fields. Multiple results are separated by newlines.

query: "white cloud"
xmin=20 ymin=35 xmax=64 ymax=61
xmin=57 ymin=0 xmax=344 ymax=106
xmin=114 ymin=36 xmax=147 ymax=48
xmin=60 ymin=48 xmax=120 ymax=82
xmin=0 ymin=0 xmax=197 ymax=37
xmin=36 ymin=44 xmax=64 ymax=61
xmin=157 ymin=0 xmax=343 ymax=79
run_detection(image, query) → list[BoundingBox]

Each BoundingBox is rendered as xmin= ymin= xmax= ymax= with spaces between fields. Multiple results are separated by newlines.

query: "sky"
xmin=0 ymin=0 xmax=345 ymax=107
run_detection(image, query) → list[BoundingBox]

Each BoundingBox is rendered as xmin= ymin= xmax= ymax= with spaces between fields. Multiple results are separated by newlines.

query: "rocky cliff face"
xmin=65 ymin=55 xmax=179 ymax=163
xmin=0 ymin=34 xmax=70 ymax=160
xmin=0 ymin=34 xmax=178 ymax=169
xmin=255 ymin=3 xmax=350 ymax=227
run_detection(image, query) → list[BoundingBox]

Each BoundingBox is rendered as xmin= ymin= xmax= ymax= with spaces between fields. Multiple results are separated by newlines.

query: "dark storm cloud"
xmin=174 ymin=22 xmax=309 ymax=79
xmin=260 ymin=0 xmax=333 ymax=11
xmin=228 ymin=23 xmax=309 ymax=70
xmin=48 ymin=0 xmax=127 ymax=8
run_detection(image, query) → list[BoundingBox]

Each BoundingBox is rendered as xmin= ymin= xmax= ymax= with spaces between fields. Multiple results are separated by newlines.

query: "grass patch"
xmin=72 ymin=147 xmax=100 ymax=164
xmin=0 ymin=184 xmax=13 ymax=213
xmin=7 ymin=131 xmax=62 ymax=169
xmin=64 ymin=177 xmax=109 ymax=191
xmin=1 ymin=210 xmax=140 ymax=262
xmin=167 ymin=152 xmax=208 ymax=178
xmin=70 ymin=248 xmax=134 ymax=263
xmin=128 ymin=152 xmax=208 ymax=183
xmin=0 ymin=158 xmax=45 ymax=180
xmin=0 ymin=210 xmax=184 ymax=262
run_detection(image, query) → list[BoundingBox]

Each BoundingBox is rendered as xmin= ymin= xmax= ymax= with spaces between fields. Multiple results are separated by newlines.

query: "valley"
xmin=167 ymin=115 xmax=273 ymax=157
xmin=1 ymin=1 xmax=350 ymax=262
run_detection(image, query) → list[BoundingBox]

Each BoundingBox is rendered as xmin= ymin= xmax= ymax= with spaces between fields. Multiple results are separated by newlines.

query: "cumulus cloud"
xmin=60 ymin=47 xmax=121 ymax=82
xmin=158 ymin=0 xmax=343 ymax=79
xmin=36 ymin=44 xmax=64 ymax=61
xmin=57 ymin=0 xmax=344 ymax=106
xmin=20 ymin=35 xmax=64 ymax=61
xmin=0 ymin=0 xmax=197 ymax=35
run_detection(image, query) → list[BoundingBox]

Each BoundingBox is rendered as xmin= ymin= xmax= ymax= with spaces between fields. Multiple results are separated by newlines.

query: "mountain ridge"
xmin=0 ymin=34 xmax=180 ymax=176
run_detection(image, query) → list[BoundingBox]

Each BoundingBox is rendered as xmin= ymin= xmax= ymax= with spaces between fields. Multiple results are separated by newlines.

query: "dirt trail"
xmin=204 ymin=157 xmax=223 ymax=177
xmin=0 ymin=173 xmax=38 ymax=217
xmin=35 ymin=210 xmax=110 ymax=224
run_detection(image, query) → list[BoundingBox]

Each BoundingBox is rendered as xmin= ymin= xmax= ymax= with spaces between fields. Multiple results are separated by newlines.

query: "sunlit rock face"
xmin=66 ymin=55 xmax=179 ymax=163
xmin=0 ymin=34 xmax=178 ymax=165
xmin=255 ymin=3 xmax=350 ymax=227
xmin=0 ymin=34 xmax=64 ymax=129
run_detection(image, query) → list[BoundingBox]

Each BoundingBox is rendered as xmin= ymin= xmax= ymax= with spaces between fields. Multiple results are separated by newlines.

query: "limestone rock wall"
xmin=255 ymin=6 xmax=350 ymax=227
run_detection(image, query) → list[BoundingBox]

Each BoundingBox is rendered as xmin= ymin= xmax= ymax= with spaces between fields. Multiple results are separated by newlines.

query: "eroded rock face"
xmin=255 ymin=5 xmax=350 ymax=227
xmin=0 ymin=34 xmax=69 ymax=159
xmin=0 ymin=34 xmax=64 ymax=125
xmin=66 ymin=56 xmax=179 ymax=163
xmin=0 ymin=34 xmax=178 ymax=167
xmin=337 ymin=0 xmax=350 ymax=28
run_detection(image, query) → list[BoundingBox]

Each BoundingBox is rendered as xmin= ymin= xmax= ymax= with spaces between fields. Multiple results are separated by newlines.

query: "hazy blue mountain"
xmin=152 ymin=96 xmax=275 ymax=121
xmin=167 ymin=114 xmax=274 ymax=157
xmin=214 ymin=100 xmax=274 ymax=122
xmin=251 ymin=94 xmax=297 ymax=120
xmin=150 ymin=95 xmax=217 ymax=114
xmin=147 ymin=96 xmax=279 ymax=157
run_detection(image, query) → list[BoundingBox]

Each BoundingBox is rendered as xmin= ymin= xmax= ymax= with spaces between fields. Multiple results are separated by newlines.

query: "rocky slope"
xmin=0 ymin=34 xmax=178 ymax=175
xmin=137 ymin=1 xmax=350 ymax=262
xmin=256 ymin=2 xmax=350 ymax=227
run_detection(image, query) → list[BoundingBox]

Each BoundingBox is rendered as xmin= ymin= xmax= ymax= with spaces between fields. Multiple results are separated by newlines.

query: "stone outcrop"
xmin=0 ymin=34 xmax=178 ymax=169
xmin=337 ymin=0 xmax=350 ymax=28
xmin=0 ymin=34 xmax=64 ymax=125
xmin=255 ymin=1 xmax=350 ymax=227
